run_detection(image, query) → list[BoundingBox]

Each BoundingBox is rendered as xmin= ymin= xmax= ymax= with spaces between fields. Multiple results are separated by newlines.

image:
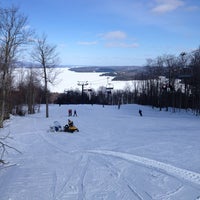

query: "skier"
xmin=68 ymin=109 xmax=72 ymax=116
xmin=73 ymin=110 xmax=77 ymax=117
xmin=139 ymin=109 xmax=143 ymax=116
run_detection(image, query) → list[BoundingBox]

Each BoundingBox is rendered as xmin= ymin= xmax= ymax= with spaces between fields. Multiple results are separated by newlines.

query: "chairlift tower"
xmin=106 ymin=77 xmax=114 ymax=104
xmin=106 ymin=77 xmax=114 ymax=94
xmin=77 ymin=81 xmax=89 ymax=104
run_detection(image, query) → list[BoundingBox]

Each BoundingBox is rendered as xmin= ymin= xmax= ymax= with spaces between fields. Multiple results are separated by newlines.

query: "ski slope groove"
xmin=88 ymin=150 xmax=200 ymax=186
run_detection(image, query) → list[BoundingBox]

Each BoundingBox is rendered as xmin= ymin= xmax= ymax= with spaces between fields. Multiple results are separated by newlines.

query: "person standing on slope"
xmin=139 ymin=109 xmax=143 ymax=116
xmin=73 ymin=110 xmax=77 ymax=117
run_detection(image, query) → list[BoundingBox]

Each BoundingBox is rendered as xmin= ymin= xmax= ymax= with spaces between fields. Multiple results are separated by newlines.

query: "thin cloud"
xmin=101 ymin=31 xmax=127 ymax=40
xmin=151 ymin=0 xmax=184 ymax=14
xmin=105 ymin=42 xmax=139 ymax=48
xmin=99 ymin=30 xmax=139 ymax=48
xmin=77 ymin=41 xmax=98 ymax=45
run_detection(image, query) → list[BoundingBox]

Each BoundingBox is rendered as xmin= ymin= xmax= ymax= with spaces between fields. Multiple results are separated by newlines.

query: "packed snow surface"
xmin=0 ymin=104 xmax=200 ymax=200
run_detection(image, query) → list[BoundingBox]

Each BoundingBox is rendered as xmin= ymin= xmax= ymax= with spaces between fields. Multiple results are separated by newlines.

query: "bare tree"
xmin=0 ymin=6 xmax=33 ymax=127
xmin=31 ymin=34 xmax=59 ymax=118
xmin=25 ymin=68 xmax=42 ymax=114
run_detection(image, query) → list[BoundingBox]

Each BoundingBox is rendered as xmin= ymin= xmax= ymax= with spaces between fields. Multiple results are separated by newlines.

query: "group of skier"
xmin=68 ymin=109 xmax=77 ymax=117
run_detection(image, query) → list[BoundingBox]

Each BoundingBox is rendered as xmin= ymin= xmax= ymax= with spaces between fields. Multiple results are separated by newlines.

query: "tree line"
xmin=56 ymin=49 xmax=200 ymax=116
xmin=133 ymin=50 xmax=200 ymax=115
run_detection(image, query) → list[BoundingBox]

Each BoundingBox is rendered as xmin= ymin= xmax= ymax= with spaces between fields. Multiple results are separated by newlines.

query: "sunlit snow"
xmin=0 ymin=104 xmax=200 ymax=199
xmin=49 ymin=68 xmax=135 ymax=93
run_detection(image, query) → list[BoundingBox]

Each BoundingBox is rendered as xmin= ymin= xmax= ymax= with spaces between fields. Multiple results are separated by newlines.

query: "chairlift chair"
xmin=106 ymin=83 xmax=114 ymax=94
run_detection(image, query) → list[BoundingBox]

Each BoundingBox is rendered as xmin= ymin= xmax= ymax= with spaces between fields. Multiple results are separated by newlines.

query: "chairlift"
xmin=84 ymin=85 xmax=93 ymax=100
xmin=83 ymin=88 xmax=93 ymax=92
xmin=106 ymin=83 xmax=114 ymax=95
xmin=106 ymin=77 xmax=114 ymax=93
xmin=106 ymin=84 xmax=114 ymax=90
xmin=84 ymin=83 xmax=93 ymax=92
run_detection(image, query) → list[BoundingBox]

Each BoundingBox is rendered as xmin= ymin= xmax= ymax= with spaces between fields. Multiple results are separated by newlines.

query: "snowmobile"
xmin=63 ymin=124 xmax=79 ymax=133
xmin=50 ymin=121 xmax=79 ymax=133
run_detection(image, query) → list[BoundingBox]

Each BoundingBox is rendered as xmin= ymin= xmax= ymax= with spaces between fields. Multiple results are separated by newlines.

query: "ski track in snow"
xmin=51 ymin=171 xmax=57 ymax=200
xmin=88 ymin=150 xmax=200 ymax=187
xmin=96 ymin=155 xmax=150 ymax=200
xmin=32 ymin=128 xmax=147 ymax=199
xmin=15 ymin=112 xmax=198 ymax=199
xmin=32 ymin=125 xmax=200 ymax=199
xmin=54 ymin=155 xmax=89 ymax=200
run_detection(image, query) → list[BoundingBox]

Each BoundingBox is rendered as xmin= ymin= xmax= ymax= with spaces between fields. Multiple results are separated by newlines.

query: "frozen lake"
xmin=49 ymin=67 xmax=136 ymax=93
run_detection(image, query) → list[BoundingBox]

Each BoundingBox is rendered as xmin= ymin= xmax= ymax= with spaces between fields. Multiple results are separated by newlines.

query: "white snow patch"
xmin=88 ymin=150 xmax=200 ymax=186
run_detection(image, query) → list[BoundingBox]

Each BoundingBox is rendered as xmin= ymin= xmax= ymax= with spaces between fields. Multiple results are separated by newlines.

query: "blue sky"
xmin=2 ymin=0 xmax=200 ymax=66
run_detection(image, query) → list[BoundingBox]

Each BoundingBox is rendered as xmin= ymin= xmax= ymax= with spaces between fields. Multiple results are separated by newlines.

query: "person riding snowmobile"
xmin=63 ymin=119 xmax=79 ymax=133
xmin=68 ymin=119 xmax=73 ymax=127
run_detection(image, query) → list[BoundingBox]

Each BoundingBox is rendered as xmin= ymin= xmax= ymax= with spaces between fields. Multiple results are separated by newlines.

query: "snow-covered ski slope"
xmin=0 ymin=104 xmax=200 ymax=200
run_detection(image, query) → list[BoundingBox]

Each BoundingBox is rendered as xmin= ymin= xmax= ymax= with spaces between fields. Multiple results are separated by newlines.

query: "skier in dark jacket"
xmin=73 ymin=110 xmax=77 ymax=117
xmin=68 ymin=109 xmax=72 ymax=116
xmin=139 ymin=109 xmax=143 ymax=116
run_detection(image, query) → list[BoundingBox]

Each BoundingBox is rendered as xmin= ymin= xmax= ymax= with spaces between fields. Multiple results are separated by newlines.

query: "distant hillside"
xmin=69 ymin=66 xmax=144 ymax=81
